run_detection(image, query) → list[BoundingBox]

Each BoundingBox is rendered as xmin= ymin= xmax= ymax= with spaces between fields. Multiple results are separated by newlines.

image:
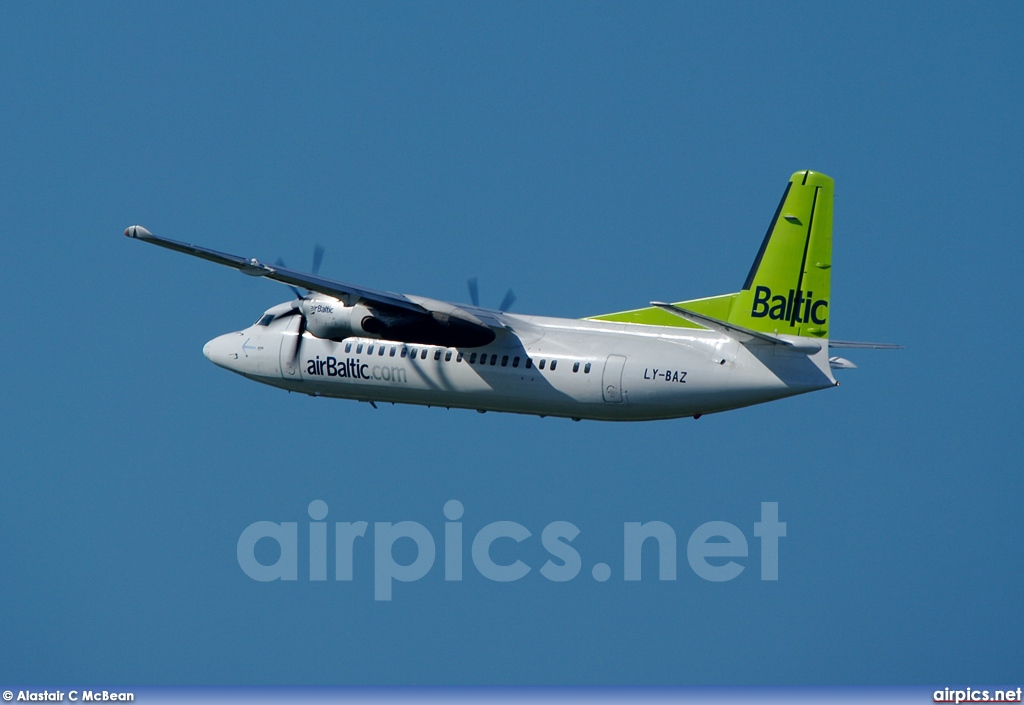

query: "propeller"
xmin=274 ymin=260 xmax=304 ymax=300
xmin=275 ymin=244 xmax=326 ymax=365
xmin=498 ymin=289 xmax=516 ymax=312
xmin=311 ymin=244 xmax=324 ymax=277
xmin=467 ymin=277 xmax=516 ymax=312
xmin=276 ymin=244 xmax=326 ymax=300
xmin=290 ymin=307 xmax=307 ymax=366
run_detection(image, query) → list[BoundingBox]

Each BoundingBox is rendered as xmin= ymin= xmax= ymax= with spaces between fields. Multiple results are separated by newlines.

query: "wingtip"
xmin=124 ymin=225 xmax=153 ymax=239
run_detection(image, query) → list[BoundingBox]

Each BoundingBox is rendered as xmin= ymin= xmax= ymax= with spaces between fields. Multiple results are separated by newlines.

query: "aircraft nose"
xmin=202 ymin=333 xmax=238 ymax=369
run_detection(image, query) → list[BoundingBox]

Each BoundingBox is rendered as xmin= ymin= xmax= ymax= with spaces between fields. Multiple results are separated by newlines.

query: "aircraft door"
xmin=602 ymin=355 xmax=626 ymax=403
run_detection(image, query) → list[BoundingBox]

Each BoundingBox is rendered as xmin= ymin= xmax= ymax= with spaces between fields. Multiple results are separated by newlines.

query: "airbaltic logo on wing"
xmin=751 ymin=286 xmax=828 ymax=325
xmin=305 ymin=355 xmax=408 ymax=383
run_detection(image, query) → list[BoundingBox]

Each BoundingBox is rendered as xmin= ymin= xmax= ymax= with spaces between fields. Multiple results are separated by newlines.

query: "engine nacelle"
xmin=301 ymin=298 xmax=382 ymax=340
xmin=298 ymin=295 xmax=496 ymax=348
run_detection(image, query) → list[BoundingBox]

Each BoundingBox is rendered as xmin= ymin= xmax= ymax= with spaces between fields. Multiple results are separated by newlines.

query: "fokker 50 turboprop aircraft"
xmin=126 ymin=170 xmax=898 ymax=421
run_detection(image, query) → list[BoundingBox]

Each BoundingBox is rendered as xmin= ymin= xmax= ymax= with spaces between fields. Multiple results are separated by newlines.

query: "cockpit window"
xmin=256 ymin=314 xmax=275 ymax=326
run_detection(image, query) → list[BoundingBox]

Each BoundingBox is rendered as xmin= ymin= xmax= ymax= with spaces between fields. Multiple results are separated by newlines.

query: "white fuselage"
xmin=202 ymin=306 xmax=837 ymax=421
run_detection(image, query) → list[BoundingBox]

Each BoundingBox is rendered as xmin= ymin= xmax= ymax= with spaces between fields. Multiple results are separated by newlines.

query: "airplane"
xmin=125 ymin=170 xmax=899 ymax=422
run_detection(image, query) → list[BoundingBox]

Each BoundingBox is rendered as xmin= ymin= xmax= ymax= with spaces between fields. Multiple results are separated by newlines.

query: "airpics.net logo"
xmin=237 ymin=501 xmax=787 ymax=600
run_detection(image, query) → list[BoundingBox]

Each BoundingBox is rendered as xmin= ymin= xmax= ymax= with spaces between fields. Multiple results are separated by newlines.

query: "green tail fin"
xmin=588 ymin=170 xmax=833 ymax=339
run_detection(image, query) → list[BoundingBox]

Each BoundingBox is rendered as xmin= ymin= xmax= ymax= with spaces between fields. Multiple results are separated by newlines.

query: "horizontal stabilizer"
xmin=650 ymin=302 xmax=820 ymax=352
xmin=829 ymin=340 xmax=904 ymax=349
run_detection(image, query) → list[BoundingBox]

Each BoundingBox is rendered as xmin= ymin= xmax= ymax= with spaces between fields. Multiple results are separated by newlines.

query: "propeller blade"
xmin=467 ymin=277 xmax=480 ymax=307
xmin=311 ymin=244 xmax=325 ymax=276
xmin=274 ymin=258 xmax=305 ymax=299
xmin=498 ymin=288 xmax=516 ymax=312
xmin=291 ymin=313 xmax=306 ymax=365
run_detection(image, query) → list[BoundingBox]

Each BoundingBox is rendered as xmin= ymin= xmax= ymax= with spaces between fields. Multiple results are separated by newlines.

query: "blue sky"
xmin=1 ymin=1 xmax=1021 ymax=685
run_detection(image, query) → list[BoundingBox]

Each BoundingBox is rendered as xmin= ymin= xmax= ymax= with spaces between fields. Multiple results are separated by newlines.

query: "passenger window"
xmin=550 ymin=360 xmax=558 ymax=371
xmin=539 ymin=359 xmax=546 ymax=370
xmin=390 ymin=347 xmax=397 ymax=357
xmin=456 ymin=352 xmax=463 ymax=362
xmin=345 ymin=343 xmax=352 ymax=353
xmin=501 ymin=355 xmax=509 ymax=367
xmin=469 ymin=353 xmax=477 ymax=364
xmin=401 ymin=347 xmax=408 ymax=358
xmin=379 ymin=347 xmax=385 ymax=356
xmin=357 ymin=344 xmax=364 ymax=354
xmin=525 ymin=358 xmax=533 ymax=369
xmin=434 ymin=350 xmax=442 ymax=361
xmin=490 ymin=354 xmax=498 ymax=366
xmin=512 ymin=357 xmax=520 ymax=368
xmin=409 ymin=348 xmax=416 ymax=358
xmin=584 ymin=362 xmax=591 ymax=374
xmin=572 ymin=362 xmax=580 ymax=373
xmin=367 ymin=345 xmax=375 ymax=355
xmin=445 ymin=351 xmax=452 ymax=362
xmin=421 ymin=349 xmax=428 ymax=360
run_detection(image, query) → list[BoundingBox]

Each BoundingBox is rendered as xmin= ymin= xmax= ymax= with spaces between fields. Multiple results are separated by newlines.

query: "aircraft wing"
xmin=124 ymin=225 xmax=428 ymax=315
